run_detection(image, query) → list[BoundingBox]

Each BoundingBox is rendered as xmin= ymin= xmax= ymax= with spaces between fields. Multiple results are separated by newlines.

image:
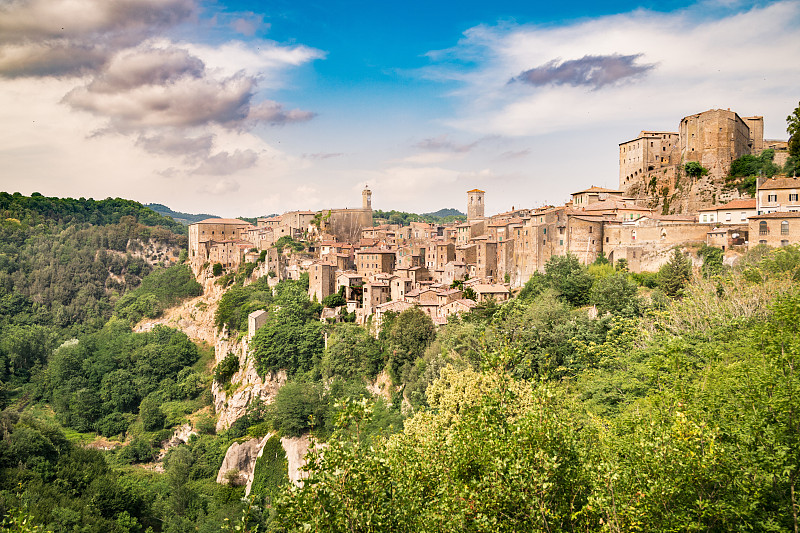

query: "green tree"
xmin=589 ymin=271 xmax=640 ymax=316
xmin=321 ymin=293 xmax=346 ymax=308
xmin=384 ymin=308 xmax=436 ymax=381
xmin=251 ymin=293 xmax=324 ymax=376
xmin=139 ymin=394 xmax=165 ymax=431
xmin=543 ymin=253 xmax=593 ymax=307
xmin=697 ymin=243 xmax=724 ymax=278
xmin=684 ymin=161 xmax=709 ymax=178
xmin=321 ymin=323 xmax=383 ymax=380
xmin=658 ymin=248 xmax=692 ymax=298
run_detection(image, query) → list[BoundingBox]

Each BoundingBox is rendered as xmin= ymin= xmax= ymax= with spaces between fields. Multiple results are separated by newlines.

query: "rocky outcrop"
xmin=213 ymin=337 xmax=287 ymax=432
xmin=155 ymin=423 xmax=198 ymax=462
xmin=216 ymin=436 xmax=269 ymax=488
xmin=281 ymin=435 xmax=314 ymax=485
xmin=135 ymin=275 xmax=224 ymax=344
xmin=216 ymin=433 xmax=315 ymax=495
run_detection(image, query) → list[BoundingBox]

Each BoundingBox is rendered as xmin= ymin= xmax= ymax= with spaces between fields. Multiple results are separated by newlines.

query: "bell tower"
xmin=362 ymin=186 xmax=372 ymax=210
xmin=467 ymin=189 xmax=485 ymax=221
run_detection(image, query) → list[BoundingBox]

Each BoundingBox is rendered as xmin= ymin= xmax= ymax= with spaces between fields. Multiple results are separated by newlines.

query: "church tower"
xmin=362 ymin=186 xmax=372 ymax=210
xmin=467 ymin=189 xmax=485 ymax=221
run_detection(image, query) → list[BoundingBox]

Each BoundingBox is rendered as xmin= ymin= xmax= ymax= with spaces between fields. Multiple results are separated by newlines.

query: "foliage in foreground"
xmin=275 ymin=289 xmax=800 ymax=531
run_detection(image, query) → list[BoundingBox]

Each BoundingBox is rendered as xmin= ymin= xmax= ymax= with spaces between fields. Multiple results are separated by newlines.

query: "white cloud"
xmin=433 ymin=1 xmax=800 ymax=139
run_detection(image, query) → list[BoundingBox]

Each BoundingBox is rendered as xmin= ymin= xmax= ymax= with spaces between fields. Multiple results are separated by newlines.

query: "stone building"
xmin=620 ymin=108 xmax=769 ymax=214
xmin=188 ymin=218 xmax=255 ymax=271
xmin=355 ymin=248 xmax=396 ymax=277
xmin=308 ymin=261 xmax=336 ymax=303
xmin=619 ymin=132 xmax=679 ymax=190
xmin=319 ymin=187 xmax=374 ymax=243
xmin=680 ymin=109 xmax=757 ymax=179
xmin=748 ymin=212 xmax=800 ymax=248
xmin=467 ymin=189 xmax=485 ymax=221
xmin=571 ymin=186 xmax=625 ymax=208
xmin=756 ymin=176 xmax=800 ymax=214
xmin=698 ymin=198 xmax=757 ymax=224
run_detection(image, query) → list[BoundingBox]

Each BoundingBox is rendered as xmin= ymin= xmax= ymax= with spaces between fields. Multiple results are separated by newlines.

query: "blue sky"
xmin=0 ymin=0 xmax=798 ymax=217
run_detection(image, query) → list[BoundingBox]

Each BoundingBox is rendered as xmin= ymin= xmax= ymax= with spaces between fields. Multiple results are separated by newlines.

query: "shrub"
xmin=140 ymin=395 xmax=165 ymax=432
xmin=268 ymin=381 xmax=327 ymax=437
xmin=214 ymin=353 xmax=240 ymax=383
xmin=212 ymin=263 xmax=223 ymax=276
xmin=250 ymin=435 xmax=289 ymax=501
xmin=658 ymin=249 xmax=692 ymax=298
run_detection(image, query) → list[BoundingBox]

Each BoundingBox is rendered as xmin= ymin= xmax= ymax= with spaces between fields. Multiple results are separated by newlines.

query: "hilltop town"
xmin=188 ymin=107 xmax=796 ymax=327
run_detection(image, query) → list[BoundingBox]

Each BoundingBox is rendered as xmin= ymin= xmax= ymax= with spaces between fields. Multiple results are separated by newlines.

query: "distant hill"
xmin=423 ymin=208 xmax=465 ymax=218
xmin=146 ymin=203 xmax=219 ymax=225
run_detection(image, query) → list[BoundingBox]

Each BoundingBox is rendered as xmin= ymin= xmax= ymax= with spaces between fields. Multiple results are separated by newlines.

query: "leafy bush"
xmin=384 ymin=308 xmax=436 ymax=381
xmin=268 ymin=381 xmax=327 ymax=437
xmin=321 ymin=293 xmax=346 ymax=308
xmin=684 ymin=161 xmax=709 ymax=178
xmin=214 ymin=353 xmax=240 ymax=383
xmin=212 ymin=262 xmax=223 ymax=276
xmin=697 ymin=244 xmax=724 ymax=278
xmin=544 ymin=254 xmax=593 ymax=306
xmin=251 ymin=282 xmax=323 ymax=376
xmin=140 ymin=394 xmax=165 ymax=431
xmin=250 ymin=435 xmax=289 ymax=501
xmin=321 ymin=323 xmax=384 ymax=380
xmin=115 ymin=264 xmax=202 ymax=323
xmin=589 ymin=272 xmax=640 ymax=316
xmin=658 ymin=248 xmax=692 ymax=297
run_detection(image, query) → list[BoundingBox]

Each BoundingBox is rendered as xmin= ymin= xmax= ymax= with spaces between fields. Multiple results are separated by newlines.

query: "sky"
xmin=0 ymin=0 xmax=798 ymax=218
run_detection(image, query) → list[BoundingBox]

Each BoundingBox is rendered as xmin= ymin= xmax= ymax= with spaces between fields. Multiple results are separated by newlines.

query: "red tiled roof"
xmin=716 ymin=198 xmax=757 ymax=210
xmin=759 ymin=177 xmax=800 ymax=190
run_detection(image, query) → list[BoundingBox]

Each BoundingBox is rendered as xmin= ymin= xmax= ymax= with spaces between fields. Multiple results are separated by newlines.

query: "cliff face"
xmin=216 ymin=434 xmax=314 ymax=494
xmin=625 ymin=167 xmax=749 ymax=215
xmin=212 ymin=335 xmax=287 ymax=432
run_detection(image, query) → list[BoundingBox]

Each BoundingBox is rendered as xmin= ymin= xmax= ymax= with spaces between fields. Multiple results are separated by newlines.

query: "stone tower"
xmin=362 ymin=186 xmax=372 ymax=210
xmin=467 ymin=189 xmax=485 ymax=221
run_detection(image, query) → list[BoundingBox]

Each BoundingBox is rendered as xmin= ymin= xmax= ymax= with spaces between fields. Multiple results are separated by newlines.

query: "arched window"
xmin=781 ymin=220 xmax=789 ymax=235
xmin=759 ymin=221 xmax=768 ymax=236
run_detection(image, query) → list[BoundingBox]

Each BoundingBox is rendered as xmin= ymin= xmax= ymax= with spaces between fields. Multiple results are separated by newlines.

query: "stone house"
xmin=748 ymin=212 xmax=800 ymax=248
xmin=571 ymin=186 xmax=625 ymax=208
xmin=355 ymin=248 xmax=396 ymax=277
xmin=698 ymin=198 xmax=757 ymax=224
xmin=472 ymin=284 xmax=510 ymax=303
xmin=308 ymin=261 xmax=336 ymax=303
xmin=756 ymin=176 xmax=800 ymax=215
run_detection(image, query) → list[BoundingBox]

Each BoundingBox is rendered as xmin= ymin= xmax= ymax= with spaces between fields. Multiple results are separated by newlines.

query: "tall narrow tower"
xmin=467 ymin=189 xmax=485 ymax=221
xmin=362 ymin=186 xmax=372 ymax=210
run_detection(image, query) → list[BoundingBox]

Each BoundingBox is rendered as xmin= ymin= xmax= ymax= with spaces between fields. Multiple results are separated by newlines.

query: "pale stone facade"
xmin=756 ymin=176 xmax=800 ymax=214
xmin=467 ymin=189 xmax=485 ymax=221
xmin=749 ymin=212 xmax=800 ymax=248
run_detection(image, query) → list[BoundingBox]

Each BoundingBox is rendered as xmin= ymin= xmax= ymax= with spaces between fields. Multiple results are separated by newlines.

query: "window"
xmin=543 ymin=228 xmax=547 ymax=234
xmin=791 ymin=194 xmax=799 ymax=202
xmin=759 ymin=221 xmax=768 ymax=235
xmin=588 ymin=226 xmax=593 ymax=233
xmin=740 ymin=212 xmax=747 ymax=221
xmin=725 ymin=213 xmax=732 ymax=222
xmin=781 ymin=220 xmax=789 ymax=235
xmin=605 ymin=237 xmax=609 ymax=243
xmin=768 ymin=194 xmax=778 ymax=203
xmin=559 ymin=239 xmax=563 ymax=246
xmin=781 ymin=240 xmax=789 ymax=247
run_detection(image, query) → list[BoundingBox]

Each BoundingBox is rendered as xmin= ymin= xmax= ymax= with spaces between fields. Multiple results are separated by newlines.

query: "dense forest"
xmin=3 ymin=192 xmax=800 ymax=532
